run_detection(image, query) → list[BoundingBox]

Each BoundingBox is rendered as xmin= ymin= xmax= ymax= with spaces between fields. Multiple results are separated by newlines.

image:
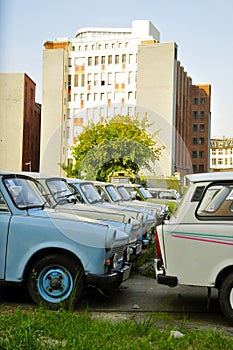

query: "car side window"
xmin=197 ymin=183 xmax=233 ymax=219
xmin=0 ymin=191 xmax=9 ymax=212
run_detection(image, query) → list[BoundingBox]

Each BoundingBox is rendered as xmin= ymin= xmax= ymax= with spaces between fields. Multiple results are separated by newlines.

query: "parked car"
xmin=146 ymin=187 xmax=181 ymax=213
xmin=0 ymin=172 xmax=131 ymax=309
xmin=66 ymin=178 xmax=155 ymax=247
xmin=154 ymin=172 xmax=233 ymax=323
xmin=124 ymin=184 xmax=176 ymax=215
xmin=115 ymin=183 xmax=169 ymax=224
xmin=32 ymin=175 xmax=142 ymax=259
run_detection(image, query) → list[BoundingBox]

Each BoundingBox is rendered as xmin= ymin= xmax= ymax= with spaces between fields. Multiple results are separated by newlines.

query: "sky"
xmin=0 ymin=0 xmax=233 ymax=138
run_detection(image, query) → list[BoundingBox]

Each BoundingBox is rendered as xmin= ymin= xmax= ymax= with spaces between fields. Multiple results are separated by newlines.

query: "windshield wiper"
xmin=18 ymin=203 xmax=45 ymax=210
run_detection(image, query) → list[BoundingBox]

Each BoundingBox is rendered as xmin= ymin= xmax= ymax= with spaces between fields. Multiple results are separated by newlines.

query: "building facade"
xmin=40 ymin=20 xmax=211 ymax=179
xmin=210 ymin=137 xmax=233 ymax=171
xmin=0 ymin=73 xmax=41 ymax=172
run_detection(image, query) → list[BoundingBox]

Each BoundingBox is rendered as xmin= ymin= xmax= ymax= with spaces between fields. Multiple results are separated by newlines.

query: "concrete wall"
xmin=136 ymin=42 xmax=177 ymax=176
xmin=40 ymin=48 xmax=67 ymax=176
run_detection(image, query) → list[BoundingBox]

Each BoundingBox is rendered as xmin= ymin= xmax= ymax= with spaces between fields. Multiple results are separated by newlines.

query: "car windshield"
xmin=117 ymin=186 xmax=131 ymax=201
xmin=80 ymin=183 xmax=102 ymax=203
xmin=46 ymin=179 xmax=76 ymax=204
xmin=4 ymin=176 xmax=45 ymax=209
xmin=138 ymin=187 xmax=152 ymax=199
xmin=105 ymin=185 xmax=122 ymax=202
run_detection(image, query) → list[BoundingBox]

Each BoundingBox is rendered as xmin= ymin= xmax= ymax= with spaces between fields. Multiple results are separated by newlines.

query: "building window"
xmin=200 ymin=124 xmax=205 ymax=132
xmin=115 ymin=55 xmax=119 ymax=64
xmin=100 ymin=93 xmax=104 ymax=101
xmin=129 ymin=54 xmax=133 ymax=64
xmin=108 ymin=55 xmax=112 ymax=64
xmin=87 ymin=73 xmax=92 ymax=85
xmin=193 ymin=97 xmax=198 ymax=105
xmin=199 ymin=138 xmax=204 ymax=145
xmin=68 ymin=58 xmax=72 ymax=67
xmin=200 ymin=97 xmax=206 ymax=104
xmin=193 ymin=164 xmax=197 ymax=172
xmin=218 ymin=158 xmax=223 ymax=165
xmin=101 ymin=72 xmax=105 ymax=86
xmin=94 ymin=73 xmax=98 ymax=86
xmin=81 ymin=74 xmax=85 ymax=87
xmin=95 ymin=56 xmax=99 ymax=65
xmin=128 ymin=91 xmax=133 ymax=99
xmin=88 ymin=57 xmax=92 ymax=66
xmin=122 ymin=54 xmax=126 ymax=63
xmin=128 ymin=71 xmax=133 ymax=84
xmin=74 ymin=74 xmax=78 ymax=87
xmin=94 ymin=93 xmax=98 ymax=101
xmin=199 ymin=151 xmax=204 ymax=158
xmin=192 ymin=151 xmax=198 ymax=158
xmin=192 ymin=138 xmax=198 ymax=145
xmin=101 ymin=56 xmax=105 ymax=64
xmin=200 ymin=111 xmax=205 ymax=119
xmin=199 ymin=164 xmax=204 ymax=172
xmin=108 ymin=72 xmax=113 ymax=85
xmin=192 ymin=124 xmax=198 ymax=132
xmin=192 ymin=111 xmax=198 ymax=119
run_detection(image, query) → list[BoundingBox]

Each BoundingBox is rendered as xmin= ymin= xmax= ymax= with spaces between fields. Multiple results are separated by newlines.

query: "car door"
xmin=0 ymin=190 xmax=11 ymax=279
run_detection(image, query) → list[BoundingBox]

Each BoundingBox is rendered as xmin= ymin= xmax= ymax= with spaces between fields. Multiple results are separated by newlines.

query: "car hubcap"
xmin=230 ymin=288 xmax=233 ymax=309
xmin=37 ymin=265 xmax=73 ymax=303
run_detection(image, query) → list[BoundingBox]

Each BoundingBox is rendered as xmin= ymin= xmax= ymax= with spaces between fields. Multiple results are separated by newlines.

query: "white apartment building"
xmin=40 ymin=20 xmax=178 ymax=177
xmin=210 ymin=137 xmax=233 ymax=171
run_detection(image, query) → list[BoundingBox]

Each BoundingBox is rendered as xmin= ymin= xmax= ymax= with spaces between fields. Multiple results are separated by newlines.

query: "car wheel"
xmin=219 ymin=272 xmax=233 ymax=324
xmin=28 ymin=254 xmax=84 ymax=309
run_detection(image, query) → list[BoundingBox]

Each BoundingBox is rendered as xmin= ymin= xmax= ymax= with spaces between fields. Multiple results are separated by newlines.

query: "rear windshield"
xmin=197 ymin=182 xmax=233 ymax=219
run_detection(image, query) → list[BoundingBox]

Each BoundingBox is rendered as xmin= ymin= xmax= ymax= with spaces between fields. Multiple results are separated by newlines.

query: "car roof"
xmin=186 ymin=172 xmax=233 ymax=183
xmin=147 ymin=188 xmax=174 ymax=191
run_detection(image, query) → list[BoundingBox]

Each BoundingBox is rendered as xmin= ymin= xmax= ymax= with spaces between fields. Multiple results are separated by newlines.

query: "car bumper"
xmin=131 ymin=241 xmax=143 ymax=256
xmin=86 ymin=263 xmax=131 ymax=289
xmin=154 ymin=259 xmax=177 ymax=287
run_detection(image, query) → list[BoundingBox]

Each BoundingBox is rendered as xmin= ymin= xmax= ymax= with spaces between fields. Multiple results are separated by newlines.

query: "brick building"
xmin=0 ymin=73 xmax=41 ymax=172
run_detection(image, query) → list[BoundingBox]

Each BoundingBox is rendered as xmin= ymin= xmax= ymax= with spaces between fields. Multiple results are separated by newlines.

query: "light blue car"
xmin=0 ymin=172 xmax=131 ymax=309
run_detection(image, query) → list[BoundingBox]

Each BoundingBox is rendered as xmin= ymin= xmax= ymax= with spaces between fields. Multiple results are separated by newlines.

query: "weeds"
xmin=0 ymin=308 xmax=232 ymax=349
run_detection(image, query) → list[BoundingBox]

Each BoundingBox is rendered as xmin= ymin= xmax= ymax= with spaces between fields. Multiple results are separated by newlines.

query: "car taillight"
xmin=155 ymin=229 xmax=162 ymax=260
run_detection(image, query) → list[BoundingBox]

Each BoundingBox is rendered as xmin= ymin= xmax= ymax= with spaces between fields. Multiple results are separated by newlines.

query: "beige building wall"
xmin=40 ymin=45 xmax=69 ymax=176
xmin=136 ymin=42 xmax=177 ymax=176
xmin=0 ymin=73 xmax=24 ymax=171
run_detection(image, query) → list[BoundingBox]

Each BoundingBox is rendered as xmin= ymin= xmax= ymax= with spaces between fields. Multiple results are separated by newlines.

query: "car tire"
xmin=219 ymin=272 xmax=233 ymax=324
xmin=27 ymin=254 xmax=84 ymax=310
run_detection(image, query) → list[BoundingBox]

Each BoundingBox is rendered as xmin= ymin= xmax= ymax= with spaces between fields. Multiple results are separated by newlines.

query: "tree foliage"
xmin=62 ymin=114 xmax=165 ymax=181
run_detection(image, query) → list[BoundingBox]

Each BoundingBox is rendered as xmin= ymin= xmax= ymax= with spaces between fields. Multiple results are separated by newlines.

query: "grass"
xmin=0 ymin=307 xmax=232 ymax=349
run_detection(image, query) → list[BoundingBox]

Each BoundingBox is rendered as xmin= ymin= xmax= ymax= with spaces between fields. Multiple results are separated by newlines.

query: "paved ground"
xmin=1 ymin=266 xmax=233 ymax=335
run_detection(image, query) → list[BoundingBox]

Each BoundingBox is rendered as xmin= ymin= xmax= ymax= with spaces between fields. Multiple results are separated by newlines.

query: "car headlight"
xmin=126 ymin=247 xmax=132 ymax=261
xmin=107 ymin=229 xmax=116 ymax=249
xmin=112 ymin=253 xmax=119 ymax=269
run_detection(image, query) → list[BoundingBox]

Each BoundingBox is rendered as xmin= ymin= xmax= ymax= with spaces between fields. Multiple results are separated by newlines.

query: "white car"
xmin=154 ymin=172 xmax=233 ymax=323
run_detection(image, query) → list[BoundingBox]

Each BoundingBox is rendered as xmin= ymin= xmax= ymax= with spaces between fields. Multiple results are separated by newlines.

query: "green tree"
xmin=62 ymin=114 xmax=164 ymax=181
